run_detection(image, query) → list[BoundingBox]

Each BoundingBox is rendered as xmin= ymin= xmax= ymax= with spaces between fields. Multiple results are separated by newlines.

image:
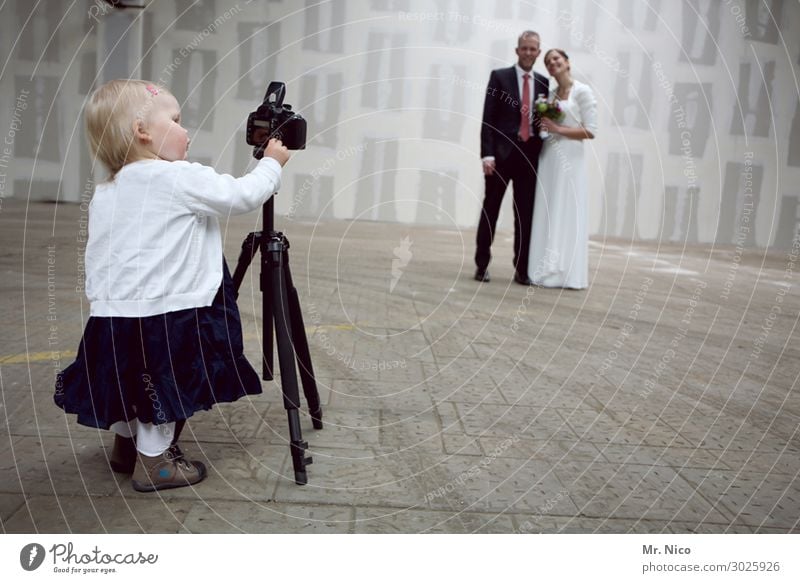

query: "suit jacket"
xmin=480 ymin=66 xmax=549 ymax=163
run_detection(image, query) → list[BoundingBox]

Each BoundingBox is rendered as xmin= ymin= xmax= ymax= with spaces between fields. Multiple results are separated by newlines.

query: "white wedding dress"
xmin=527 ymin=80 xmax=597 ymax=289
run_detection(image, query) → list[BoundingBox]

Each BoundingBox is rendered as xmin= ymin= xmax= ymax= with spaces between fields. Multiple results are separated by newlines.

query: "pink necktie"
xmin=520 ymin=73 xmax=531 ymax=142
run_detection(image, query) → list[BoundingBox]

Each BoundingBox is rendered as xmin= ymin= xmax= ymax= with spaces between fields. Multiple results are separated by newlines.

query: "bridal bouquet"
xmin=535 ymin=95 xmax=565 ymax=139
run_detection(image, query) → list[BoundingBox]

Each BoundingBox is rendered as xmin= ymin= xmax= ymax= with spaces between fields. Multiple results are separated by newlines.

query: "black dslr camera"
xmin=246 ymin=81 xmax=307 ymax=158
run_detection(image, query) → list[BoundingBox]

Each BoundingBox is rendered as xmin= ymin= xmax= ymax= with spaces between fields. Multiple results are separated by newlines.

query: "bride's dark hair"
xmin=544 ymin=48 xmax=569 ymax=62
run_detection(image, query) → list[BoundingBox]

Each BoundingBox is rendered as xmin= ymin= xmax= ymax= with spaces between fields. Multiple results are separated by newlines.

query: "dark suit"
xmin=475 ymin=66 xmax=549 ymax=277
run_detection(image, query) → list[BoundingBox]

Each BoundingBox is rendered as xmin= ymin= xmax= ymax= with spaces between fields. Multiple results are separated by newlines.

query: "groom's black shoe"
xmin=514 ymin=273 xmax=534 ymax=286
xmin=474 ymin=269 xmax=490 ymax=282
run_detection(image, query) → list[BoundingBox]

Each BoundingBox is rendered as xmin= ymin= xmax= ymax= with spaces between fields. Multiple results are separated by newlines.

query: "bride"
xmin=527 ymin=49 xmax=597 ymax=289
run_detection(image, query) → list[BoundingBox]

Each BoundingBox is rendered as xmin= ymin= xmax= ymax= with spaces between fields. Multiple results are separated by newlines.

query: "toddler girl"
xmin=55 ymin=79 xmax=289 ymax=492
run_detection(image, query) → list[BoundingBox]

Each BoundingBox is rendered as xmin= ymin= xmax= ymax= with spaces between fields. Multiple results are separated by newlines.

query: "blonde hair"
xmin=84 ymin=79 xmax=166 ymax=180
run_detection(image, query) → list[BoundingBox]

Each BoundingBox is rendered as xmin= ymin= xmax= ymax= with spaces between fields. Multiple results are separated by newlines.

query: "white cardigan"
xmin=85 ymin=157 xmax=282 ymax=317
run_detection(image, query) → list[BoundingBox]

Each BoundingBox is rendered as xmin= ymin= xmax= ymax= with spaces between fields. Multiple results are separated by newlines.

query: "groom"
xmin=474 ymin=30 xmax=548 ymax=285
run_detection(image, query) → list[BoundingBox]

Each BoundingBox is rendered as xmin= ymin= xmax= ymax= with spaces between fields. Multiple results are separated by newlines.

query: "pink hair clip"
xmin=145 ymin=84 xmax=159 ymax=96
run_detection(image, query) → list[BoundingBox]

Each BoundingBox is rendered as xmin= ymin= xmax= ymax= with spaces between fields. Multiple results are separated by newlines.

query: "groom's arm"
xmin=480 ymin=70 xmax=500 ymax=159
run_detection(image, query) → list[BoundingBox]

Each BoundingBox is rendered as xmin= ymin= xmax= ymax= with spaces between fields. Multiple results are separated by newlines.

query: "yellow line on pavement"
xmin=0 ymin=351 xmax=77 ymax=365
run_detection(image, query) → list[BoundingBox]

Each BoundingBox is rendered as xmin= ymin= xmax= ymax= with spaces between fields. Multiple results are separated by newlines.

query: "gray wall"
xmin=1 ymin=0 xmax=799 ymax=248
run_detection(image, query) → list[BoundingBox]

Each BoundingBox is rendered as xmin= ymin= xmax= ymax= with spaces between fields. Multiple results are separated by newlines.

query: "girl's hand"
xmin=265 ymin=138 xmax=290 ymax=166
xmin=540 ymin=118 xmax=561 ymax=134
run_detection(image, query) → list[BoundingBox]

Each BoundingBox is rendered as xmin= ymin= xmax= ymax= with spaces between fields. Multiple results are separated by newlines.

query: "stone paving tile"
xmin=455 ymin=403 xmax=578 ymax=441
xmin=477 ymin=358 xmax=531 ymax=388
xmin=181 ymin=399 xmax=272 ymax=444
xmin=1 ymin=389 xmax=81 ymax=437
xmin=423 ymin=335 xmax=480 ymax=360
xmin=272 ymin=446 xmax=430 ymax=508
xmin=661 ymin=410 xmax=794 ymax=452
xmin=554 ymin=461 xmax=733 ymax=524
xmin=479 ymin=437 xmax=605 ymax=464
xmin=751 ymin=525 xmax=799 ymax=533
xmin=434 ymin=401 xmax=464 ymax=433
xmin=378 ymin=360 xmax=427 ymax=383
xmin=0 ymin=435 xmax=122 ymax=497
xmin=379 ymin=409 xmax=444 ymax=453
xmin=2 ymin=495 xmax=194 ymax=533
xmin=351 ymin=338 xmax=431 ymax=367
xmin=437 ymin=322 xmax=508 ymax=347
xmin=428 ymin=380 xmax=507 ymax=405
xmin=442 ymin=432 xmax=483 ymax=456
xmin=559 ymin=408 xmax=693 ymax=448
xmin=409 ymin=345 xmax=444 ymax=364
xmin=419 ymin=454 xmax=576 ymax=515
xmin=590 ymin=382 xmax=694 ymax=417
xmin=494 ymin=377 xmax=593 ymax=410
xmin=716 ymin=448 xmax=800 ymax=475
xmin=422 ymin=359 xmax=501 ymax=392
xmin=597 ymin=444 xmax=728 ymax=469
xmin=677 ymin=468 xmax=800 ymax=529
xmin=330 ymin=379 xmax=435 ymax=412
xmin=511 ymin=514 xmax=754 ymax=534
xmin=182 ymin=500 xmax=354 ymax=533
xmin=354 ymin=507 xmax=516 ymax=533
xmin=0 ymin=493 xmax=26 ymax=527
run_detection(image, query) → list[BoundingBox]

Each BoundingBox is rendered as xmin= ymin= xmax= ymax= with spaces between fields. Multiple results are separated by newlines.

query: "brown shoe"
xmin=109 ymin=435 xmax=137 ymax=474
xmin=131 ymin=445 xmax=207 ymax=492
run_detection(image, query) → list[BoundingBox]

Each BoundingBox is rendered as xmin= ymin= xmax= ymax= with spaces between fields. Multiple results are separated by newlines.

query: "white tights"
xmin=110 ymin=419 xmax=175 ymax=456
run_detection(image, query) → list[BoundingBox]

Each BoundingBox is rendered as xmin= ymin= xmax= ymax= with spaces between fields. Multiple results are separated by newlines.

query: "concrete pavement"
xmin=0 ymin=199 xmax=798 ymax=533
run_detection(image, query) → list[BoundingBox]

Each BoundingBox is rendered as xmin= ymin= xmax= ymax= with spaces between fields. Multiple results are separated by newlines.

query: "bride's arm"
xmin=542 ymin=84 xmax=597 ymax=140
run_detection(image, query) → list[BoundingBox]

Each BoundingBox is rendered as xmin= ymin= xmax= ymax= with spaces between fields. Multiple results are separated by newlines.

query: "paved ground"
xmin=0 ymin=199 xmax=798 ymax=533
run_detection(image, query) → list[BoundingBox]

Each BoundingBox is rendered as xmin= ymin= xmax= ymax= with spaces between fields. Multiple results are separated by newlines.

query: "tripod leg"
xmin=232 ymin=232 xmax=261 ymax=297
xmin=282 ymin=255 xmax=323 ymax=430
xmin=261 ymin=258 xmax=275 ymax=381
xmin=268 ymin=237 xmax=312 ymax=485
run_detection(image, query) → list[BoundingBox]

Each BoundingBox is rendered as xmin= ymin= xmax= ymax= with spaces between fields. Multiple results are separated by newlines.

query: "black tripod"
xmin=232 ymin=197 xmax=323 ymax=485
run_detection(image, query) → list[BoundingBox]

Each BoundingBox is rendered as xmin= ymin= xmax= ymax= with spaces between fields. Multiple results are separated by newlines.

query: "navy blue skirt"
xmin=54 ymin=261 xmax=263 ymax=429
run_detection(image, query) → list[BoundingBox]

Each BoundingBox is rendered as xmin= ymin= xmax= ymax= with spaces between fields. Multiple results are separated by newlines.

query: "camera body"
xmin=246 ymin=81 xmax=307 ymax=157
